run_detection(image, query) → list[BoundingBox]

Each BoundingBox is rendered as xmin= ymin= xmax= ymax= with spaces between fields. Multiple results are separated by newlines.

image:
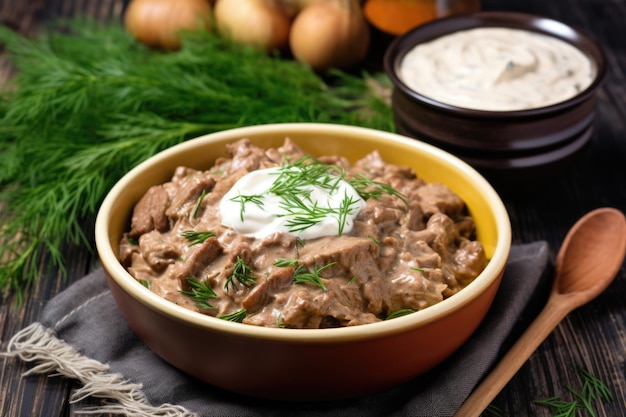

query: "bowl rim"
xmin=95 ymin=123 xmax=512 ymax=343
xmin=383 ymin=11 xmax=607 ymax=118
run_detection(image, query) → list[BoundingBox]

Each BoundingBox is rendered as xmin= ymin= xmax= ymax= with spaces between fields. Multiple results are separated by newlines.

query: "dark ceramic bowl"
xmin=384 ymin=11 xmax=606 ymax=182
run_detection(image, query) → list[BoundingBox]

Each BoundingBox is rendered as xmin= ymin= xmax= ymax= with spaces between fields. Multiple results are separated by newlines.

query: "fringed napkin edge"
xmin=3 ymin=322 xmax=197 ymax=417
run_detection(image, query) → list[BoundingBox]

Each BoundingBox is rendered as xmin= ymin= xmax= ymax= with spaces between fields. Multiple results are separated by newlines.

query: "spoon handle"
xmin=455 ymin=297 xmax=570 ymax=417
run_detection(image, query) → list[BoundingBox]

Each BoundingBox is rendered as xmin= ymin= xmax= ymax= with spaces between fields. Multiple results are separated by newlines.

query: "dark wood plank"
xmin=1 ymin=3 xmax=127 ymax=416
xmin=1 ymin=0 xmax=625 ymax=416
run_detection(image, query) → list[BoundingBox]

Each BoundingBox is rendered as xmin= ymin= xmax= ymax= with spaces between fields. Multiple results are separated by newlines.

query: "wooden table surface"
xmin=1 ymin=0 xmax=625 ymax=416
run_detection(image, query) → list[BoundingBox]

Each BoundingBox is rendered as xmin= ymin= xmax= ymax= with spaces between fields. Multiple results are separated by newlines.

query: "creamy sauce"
xmin=399 ymin=27 xmax=595 ymax=111
xmin=219 ymin=166 xmax=365 ymax=240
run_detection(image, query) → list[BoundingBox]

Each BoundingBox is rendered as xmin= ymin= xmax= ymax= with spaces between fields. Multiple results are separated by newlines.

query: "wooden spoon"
xmin=456 ymin=207 xmax=626 ymax=417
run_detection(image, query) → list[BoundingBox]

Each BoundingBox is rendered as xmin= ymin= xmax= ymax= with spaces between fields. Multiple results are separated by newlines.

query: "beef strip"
xmin=165 ymin=172 xmax=216 ymax=221
xmin=129 ymin=185 xmax=170 ymax=237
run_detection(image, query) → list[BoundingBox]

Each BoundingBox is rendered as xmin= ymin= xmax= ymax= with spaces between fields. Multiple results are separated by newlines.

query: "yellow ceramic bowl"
xmin=95 ymin=123 xmax=511 ymax=401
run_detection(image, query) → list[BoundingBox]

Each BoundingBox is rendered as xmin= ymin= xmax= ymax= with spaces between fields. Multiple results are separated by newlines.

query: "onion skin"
xmin=289 ymin=0 xmax=370 ymax=71
xmin=124 ymin=0 xmax=213 ymax=51
xmin=214 ymin=0 xmax=291 ymax=53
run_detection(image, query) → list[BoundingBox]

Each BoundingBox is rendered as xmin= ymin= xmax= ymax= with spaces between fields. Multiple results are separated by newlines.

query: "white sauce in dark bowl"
xmin=399 ymin=27 xmax=595 ymax=111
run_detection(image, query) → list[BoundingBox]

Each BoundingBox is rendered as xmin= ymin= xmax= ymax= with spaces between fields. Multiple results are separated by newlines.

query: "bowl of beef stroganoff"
xmin=384 ymin=11 xmax=606 ymax=183
xmin=95 ymin=123 xmax=511 ymax=401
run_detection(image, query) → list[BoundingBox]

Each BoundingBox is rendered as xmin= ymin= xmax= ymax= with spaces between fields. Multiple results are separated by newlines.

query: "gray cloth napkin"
xmin=23 ymin=242 xmax=551 ymax=416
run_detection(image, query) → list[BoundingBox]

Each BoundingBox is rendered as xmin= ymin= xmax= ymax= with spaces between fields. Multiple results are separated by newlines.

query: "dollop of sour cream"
xmin=219 ymin=166 xmax=365 ymax=240
xmin=399 ymin=27 xmax=595 ymax=111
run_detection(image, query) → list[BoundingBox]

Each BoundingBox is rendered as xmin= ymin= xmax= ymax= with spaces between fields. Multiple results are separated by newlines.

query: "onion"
xmin=214 ymin=0 xmax=291 ymax=53
xmin=289 ymin=0 xmax=370 ymax=71
xmin=124 ymin=0 xmax=213 ymax=50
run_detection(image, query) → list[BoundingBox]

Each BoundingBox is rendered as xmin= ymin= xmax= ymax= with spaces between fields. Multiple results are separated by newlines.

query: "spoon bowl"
xmin=554 ymin=209 xmax=626 ymax=297
xmin=456 ymin=207 xmax=626 ymax=416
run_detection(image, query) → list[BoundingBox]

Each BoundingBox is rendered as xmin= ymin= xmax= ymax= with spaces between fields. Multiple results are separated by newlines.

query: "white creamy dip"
xmin=399 ymin=27 xmax=595 ymax=111
xmin=219 ymin=166 xmax=365 ymax=240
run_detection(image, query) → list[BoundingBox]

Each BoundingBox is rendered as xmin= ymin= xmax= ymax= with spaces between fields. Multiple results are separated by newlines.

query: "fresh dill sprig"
xmin=275 ymin=315 xmax=286 ymax=328
xmin=269 ymin=160 xmax=362 ymax=235
xmin=533 ymin=368 xmax=613 ymax=417
xmin=270 ymin=157 xmax=343 ymax=196
xmin=224 ymin=256 xmax=256 ymax=291
xmin=217 ymin=308 xmax=248 ymax=323
xmin=230 ymin=192 xmax=264 ymax=221
xmin=138 ymin=279 xmax=152 ymax=290
xmin=274 ymin=258 xmax=299 ymax=267
xmin=385 ymin=309 xmax=416 ymax=320
xmin=292 ymin=262 xmax=335 ymax=291
xmin=180 ymin=230 xmax=216 ymax=246
xmin=481 ymin=404 xmax=504 ymax=417
xmin=578 ymin=368 xmax=613 ymax=403
xmin=190 ymin=189 xmax=207 ymax=219
xmin=277 ymin=193 xmax=330 ymax=232
xmin=348 ymin=174 xmax=407 ymax=204
xmin=179 ymin=277 xmax=217 ymax=310
xmin=336 ymin=191 xmax=361 ymax=235
xmin=0 ymin=18 xmax=393 ymax=297
xmin=533 ymin=396 xmax=580 ymax=417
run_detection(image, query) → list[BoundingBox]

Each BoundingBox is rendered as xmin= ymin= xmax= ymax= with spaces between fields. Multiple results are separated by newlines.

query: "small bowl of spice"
xmin=383 ymin=11 xmax=606 ymax=184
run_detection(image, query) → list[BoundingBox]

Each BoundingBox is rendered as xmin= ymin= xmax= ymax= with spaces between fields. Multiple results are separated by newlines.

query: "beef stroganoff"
xmin=119 ymin=138 xmax=487 ymax=328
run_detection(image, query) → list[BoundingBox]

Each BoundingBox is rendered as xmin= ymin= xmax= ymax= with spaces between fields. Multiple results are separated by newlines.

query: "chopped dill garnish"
xmin=347 ymin=275 xmax=358 ymax=284
xmin=217 ymin=308 xmax=248 ymax=323
xmin=180 ymin=230 xmax=216 ymax=246
xmin=230 ymin=192 xmax=264 ymax=221
xmin=227 ymin=159 xmax=363 ymax=236
xmin=275 ymin=315 xmax=286 ymax=328
xmin=179 ymin=277 xmax=217 ymax=310
xmin=368 ymin=235 xmax=380 ymax=245
xmin=138 ymin=279 xmax=152 ymax=290
xmin=348 ymin=174 xmax=407 ymax=204
xmin=224 ymin=256 xmax=256 ymax=291
xmin=385 ymin=309 xmax=416 ymax=320
xmin=190 ymin=189 xmax=207 ymax=219
xmin=277 ymin=192 xmax=329 ymax=232
xmin=336 ymin=191 xmax=361 ymax=235
xmin=270 ymin=157 xmax=342 ymax=195
xmin=274 ymin=258 xmax=299 ymax=267
xmin=411 ymin=266 xmax=425 ymax=272
xmin=292 ymin=262 xmax=335 ymax=291
xmin=266 ymin=160 xmax=363 ymax=235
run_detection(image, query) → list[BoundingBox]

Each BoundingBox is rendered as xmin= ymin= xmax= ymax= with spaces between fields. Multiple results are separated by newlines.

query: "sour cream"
xmin=219 ymin=166 xmax=365 ymax=240
xmin=399 ymin=27 xmax=595 ymax=111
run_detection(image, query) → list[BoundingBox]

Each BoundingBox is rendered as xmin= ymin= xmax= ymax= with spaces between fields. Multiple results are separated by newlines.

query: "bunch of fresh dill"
xmin=0 ymin=18 xmax=394 ymax=298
